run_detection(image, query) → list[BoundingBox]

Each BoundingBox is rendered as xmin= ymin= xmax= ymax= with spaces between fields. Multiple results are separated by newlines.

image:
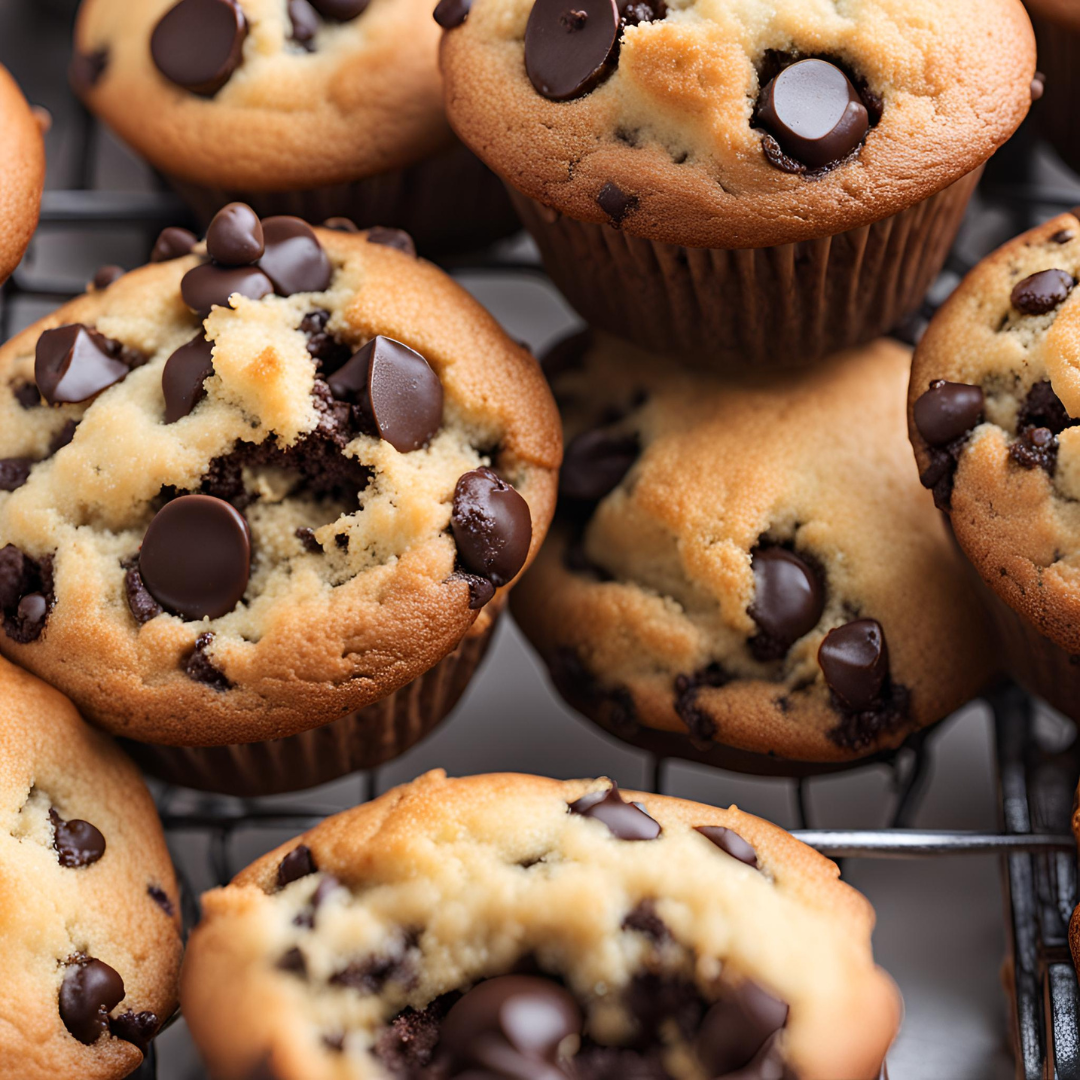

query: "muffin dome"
xmin=0 ymin=63 xmax=44 ymax=284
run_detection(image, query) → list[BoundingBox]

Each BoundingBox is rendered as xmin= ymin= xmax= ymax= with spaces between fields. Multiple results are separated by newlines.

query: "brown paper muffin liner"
xmin=167 ymin=140 xmax=520 ymax=256
xmin=121 ymin=616 xmax=498 ymax=796
xmin=1029 ymin=13 xmax=1080 ymax=176
xmin=510 ymin=168 xmax=982 ymax=371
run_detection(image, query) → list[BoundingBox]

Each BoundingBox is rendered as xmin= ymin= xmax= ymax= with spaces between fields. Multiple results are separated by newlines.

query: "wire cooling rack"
xmin=2 ymin=80 xmax=1080 ymax=1080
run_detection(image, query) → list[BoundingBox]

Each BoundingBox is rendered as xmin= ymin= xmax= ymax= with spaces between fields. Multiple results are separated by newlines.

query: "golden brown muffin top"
xmin=0 ymin=64 xmax=45 ymax=283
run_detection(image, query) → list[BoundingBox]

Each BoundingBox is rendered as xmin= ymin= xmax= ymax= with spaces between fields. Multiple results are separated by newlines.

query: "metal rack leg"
xmin=650 ymin=755 xmax=666 ymax=796
xmin=130 ymin=1041 xmax=157 ymax=1079
xmin=889 ymin=732 xmax=935 ymax=830
xmin=794 ymin=777 xmax=811 ymax=831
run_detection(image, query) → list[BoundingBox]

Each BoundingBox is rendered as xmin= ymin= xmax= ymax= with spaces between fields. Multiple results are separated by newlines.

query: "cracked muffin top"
xmin=0 ymin=63 xmax=45 ymax=284
xmin=909 ymin=211 xmax=1080 ymax=656
xmin=439 ymin=0 xmax=1035 ymax=247
xmin=512 ymin=333 xmax=993 ymax=766
xmin=0 ymin=656 xmax=181 ymax=1080
xmin=181 ymin=770 xmax=899 ymax=1080
xmin=0 ymin=209 xmax=560 ymax=746
xmin=72 ymin=0 xmax=456 ymax=190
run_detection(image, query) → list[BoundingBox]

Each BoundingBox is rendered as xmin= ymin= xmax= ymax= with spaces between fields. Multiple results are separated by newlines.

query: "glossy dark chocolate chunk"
xmin=277 ymin=947 xmax=308 ymax=976
xmin=453 ymin=571 xmax=496 ymax=610
xmin=913 ymin=380 xmax=984 ymax=447
xmin=1010 ymin=425 xmax=1058 ymax=472
xmin=366 ymin=226 xmax=417 ymax=256
xmin=92 ymin=265 xmax=124 ymax=290
xmin=1011 ymin=269 xmax=1075 ymax=315
xmin=51 ymin=808 xmax=106 ymax=868
xmin=323 ymin=216 xmax=359 ymax=232
xmin=151 ymin=0 xmax=248 ymax=96
xmin=59 ymin=957 xmax=125 ymax=1044
xmin=162 ymin=334 xmax=215 ymax=423
xmin=277 ymin=844 xmax=317 ymax=888
xmin=328 ymin=336 xmax=443 ymax=453
xmin=310 ymin=0 xmax=370 ymax=18
xmin=151 ymin=226 xmax=198 ymax=263
xmin=0 ymin=546 xmax=53 ymax=644
xmin=569 ymin=783 xmax=661 ymax=840
xmin=595 ymin=181 xmax=637 ymax=225
xmin=14 ymin=382 xmax=40 ymax=409
xmin=109 ymin=1010 xmax=160 ymax=1054
xmin=124 ymin=556 xmax=164 ymax=625
xmin=434 ymin=0 xmax=471 ymax=27
xmin=696 ymin=982 xmax=789 ymax=1076
xmin=451 ymin=467 xmax=532 ymax=588
xmin=181 ymin=262 xmax=274 ymax=317
xmin=560 ymin=429 xmax=638 ymax=501
xmin=0 ymin=458 xmax=32 ymax=492
xmin=35 ymin=324 xmax=130 ymax=405
xmin=289 ymin=0 xmax=320 ymax=46
xmin=70 ymin=48 xmax=108 ymax=95
xmin=695 ymin=825 xmax=758 ymax=869
xmin=620 ymin=0 xmax=665 ymax=24
xmin=139 ymin=494 xmax=251 ymax=621
xmin=184 ymin=630 xmax=233 ymax=690
xmin=757 ymin=58 xmax=869 ymax=169
xmin=818 ymin=618 xmax=889 ymax=711
xmin=207 ymin=202 xmax=265 ymax=266
xmin=1053 ymin=229 xmax=1075 ymax=245
xmin=259 ymin=216 xmax=332 ymax=296
xmin=748 ymin=547 xmax=824 ymax=660
xmin=525 ymin=0 xmax=619 ymax=101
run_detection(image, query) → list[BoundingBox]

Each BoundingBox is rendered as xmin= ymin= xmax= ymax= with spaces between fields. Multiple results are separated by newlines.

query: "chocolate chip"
xmin=162 ymin=334 xmax=215 ymax=423
xmin=184 ymin=631 xmax=233 ymax=690
xmin=293 ymin=874 xmax=341 ymax=927
xmin=181 ymin=263 xmax=274 ymax=317
xmin=757 ymin=58 xmax=869 ymax=170
xmin=327 ymin=336 xmax=443 ymax=453
xmin=748 ymin=547 xmax=824 ymax=662
xmin=622 ymin=899 xmax=670 ymax=942
xmin=595 ymin=181 xmax=637 ymax=225
xmin=451 ymin=467 xmax=532 ymax=588
xmin=148 ymin=885 xmax=175 ymax=917
xmin=696 ymin=982 xmax=788 ymax=1077
xmin=70 ymin=48 xmax=108 ymax=95
xmin=0 ymin=458 xmax=32 ymax=492
xmin=277 ymin=844 xmax=317 ymax=888
xmin=620 ymin=0 xmax=665 ymax=24
xmin=151 ymin=0 xmax=248 ymax=95
xmin=375 ymin=996 xmax=457 ymax=1074
xmin=673 ymin=663 xmax=727 ymax=744
xmin=366 ymin=226 xmax=417 ymax=257
xmin=818 ymin=618 xmax=889 ymax=712
xmin=295 ymin=527 xmax=323 ymax=554
xmin=0 ymin=546 xmax=53 ymax=644
xmin=277 ymin=947 xmax=308 ymax=977
xmin=151 ymin=226 xmax=198 ymax=262
xmin=14 ymin=382 xmax=40 ymax=409
xmin=50 ymin=808 xmax=106 ymax=868
xmin=259 ymin=216 xmax=332 ymax=296
xmin=92 ymin=265 xmax=124 ymax=290
xmin=560 ymin=429 xmax=638 ymax=501
xmin=1018 ymin=379 xmax=1076 ymax=435
xmin=1011 ymin=269 xmax=1075 ymax=315
xmin=323 ymin=216 xmax=359 ymax=232
xmin=1010 ymin=425 xmax=1058 ymax=473
xmin=525 ymin=0 xmax=619 ymax=101
xmin=434 ymin=0 xmax=471 ymax=28
xmin=300 ymin=309 xmax=352 ymax=373
xmin=288 ymin=0 xmax=320 ymax=46
xmin=310 ymin=0 xmax=370 ymax=18
xmin=330 ymin=948 xmax=414 ymax=994
xmin=452 ymin=571 xmax=496 ymax=610
xmin=913 ymin=380 xmax=985 ymax=447
xmin=35 ymin=324 xmax=130 ymax=405
xmin=123 ymin=556 xmax=164 ymax=625
xmin=207 ymin=203 xmax=265 ymax=266
xmin=1053 ymin=229 xmax=1075 ymax=245
xmin=139 ymin=494 xmax=251 ymax=620
xmin=59 ymin=957 xmax=125 ymax=1044
xmin=695 ymin=825 xmax=758 ymax=869
xmin=569 ymin=783 xmax=661 ymax=840
xmin=109 ymin=1011 xmax=159 ymax=1054
xmin=540 ymin=328 xmax=592 ymax=382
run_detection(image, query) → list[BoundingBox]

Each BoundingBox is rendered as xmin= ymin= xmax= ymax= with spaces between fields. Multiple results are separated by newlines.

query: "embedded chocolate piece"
xmin=1010 ymin=425 xmax=1058 ymax=472
xmin=148 ymin=885 xmax=175 ymax=917
xmin=277 ymin=947 xmax=308 ymax=977
xmin=151 ymin=226 xmax=198 ymax=263
xmin=453 ymin=571 xmax=496 ymax=610
xmin=259 ymin=217 xmax=332 ymax=296
xmin=620 ymin=0 xmax=665 ymax=24
xmin=674 ymin=663 xmax=728 ymax=744
xmin=59 ymin=957 xmax=125 ymax=1044
xmin=14 ymin=383 xmax=40 ymax=409
xmin=0 ymin=545 xmax=53 ymax=644
xmin=434 ymin=0 xmax=471 ymax=27
xmin=1011 ymin=269 xmax=1075 ymax=315
xmin=70 ymin=48 xmax=108 ymax=95
xmin=184 ymin=631 xmax=233 ymax=690
xmin=525 ymin=0 xmax=620 ymax=101
xmin=1053 ymin=229 xmax=1075 ymax=245
xmin=569 ymin=783 xmax=661 ymax=840
xmin=295 ymin=527 xmax=323 ymax=554
xmin=300 ymin=309 xmax=352 ymax=372
xmin=181 ymin=263 xmax=274 ymax=317
xmin=818 ymin=618 xmax=889 ymax=711
xmin=277 ymin=844 xmax=318 ymax=888
xmin=35 ymin=324 xmax=130 ymax=405
xmin=151 ymin=0 xmax=248 ymax=96
xmin=109 ymin=1010 xmax=160 ymax=1054
xmin=50 ymin=808 xmax=106 ymax=868
xmin=560 ymin=429 xmax=638 ymax=501
xmin=328 ymin=336 xmax=443 ymax=453
xmin=323 ymin=216 xmax=359 ymax=232
xmin=696 ymin=982 xmax=789 ymax=1076
xmin=92 ymin=265 xmax=124 ymax=290
xmin=596 ymin=181 xmax=637 ymax=225
xmin=162 ymin=334 xmax=215 ymax=423
xmin=451 ymin=467 xmax=532 ymax=588
xmin=207 ymin=202 xmax=265 ymax=266
xmin=366 ymin=226 xmax=417 ymax=257
xmin=757 ymin=59 xmax=870 ymax=170
xmin=913 ymin=380 xmax=984 ymax=447
xmin=695 ymin=825 xmax=758 ymax=869
xmin=0 ymin=458 xmax=32 ymax=492
xmin=289 ymin=0 xmax=320 ymax=46
xmin=310 ymin=0 xmax=370 ymax=18
xmin=124 ymin=556 xmax=164 ymax=625
xmin=748 ymin=547 xmax=824 ymax=661
xmin=138 ymin=494 xmax=251 ymax=620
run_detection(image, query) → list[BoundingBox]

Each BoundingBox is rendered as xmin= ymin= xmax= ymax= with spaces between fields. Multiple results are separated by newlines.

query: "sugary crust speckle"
xmin=0 ymin=64 xmax=44 ymax=283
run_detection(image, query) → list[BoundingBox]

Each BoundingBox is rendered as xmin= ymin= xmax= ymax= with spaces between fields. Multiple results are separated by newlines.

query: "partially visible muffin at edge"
xmin=0 ymin=63 xmax=45 ymax=284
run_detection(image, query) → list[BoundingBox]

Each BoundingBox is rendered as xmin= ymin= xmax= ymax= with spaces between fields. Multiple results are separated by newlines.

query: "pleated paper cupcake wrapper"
xmin=510 ymin=167 xmax=982 ymax=371
xmin=1030 ymin=14 xmax=1080 ymax=176
xmin=122 ymin=616 xmax=498 ymax=797
xmin=167 ymin=140 xmax=520 ymax=257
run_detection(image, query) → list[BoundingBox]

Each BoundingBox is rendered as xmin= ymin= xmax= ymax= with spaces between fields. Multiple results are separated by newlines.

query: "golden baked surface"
xmin=513 ymin=334 xmax=993 ymax=763
xmin=0 ymin=656 xmax=181 ymax=1080
xmin=441 ymin=0 xmax=1035 ymax=247
xmin=181 ymin=770 xmax=899 ymax=1080
xmin=0 ymin=64 xmax=44 ymax=283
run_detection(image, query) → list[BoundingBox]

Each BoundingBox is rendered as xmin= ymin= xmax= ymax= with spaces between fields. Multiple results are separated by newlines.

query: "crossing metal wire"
xmin=3 ymin=101 xmax=1079 ymax=1080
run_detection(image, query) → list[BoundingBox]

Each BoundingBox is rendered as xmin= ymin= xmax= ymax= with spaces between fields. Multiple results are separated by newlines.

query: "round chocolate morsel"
xmin=150 ymin=0 xmax=248 ymax=96
xmin=757 ymin=59 xmax=870 ymax=170
xmin=913 ymin=380 xmax=985 ymax=447
xmin=151 ymin=226 xmax=198 ymax=263
xmin=451 ymin=467 xmax=532 ymax=588
xmin=309 ymin=0 xmax=370 ymax=18
xmin=181 ymin=262 xmax=274 ymax=317
xmin=59 ymin=957 xmax=125 ymax=1044
xmin=328 ymin=336 xmax=443 ymax=453
xmin=818 ymin=618 xmax=889 ymax=711
xmin=434 ymin=0 xmax=471 ymax=28
xmin=524 ymin=0 xmax=620 ymax=102
xmin=163 ymin=334 xmax=215 ymax=424
xmin=207 ymin=202 xmax=265 ymax=266
xmin=34 ymin=324 xmax=129 ymax=406
xmin=569 ymin=784 xmax=661 ymax=840
xmin=139 ymin=494 xmax=251 ymax=621
xmin=559 ymin=429 xmax=638 ymax=501
xmin=749 ymin=547 xmax=824 ymax=656
xmin=259 ymin=216 xmax=332 ymax=296
xmin=695 ymin=825 xmax=758 ymax=869
xmin=696 ymin=982 xmax=789 ymax=1076
xmin=289 ymin=0 xmax=320 ymax=45
xmin=51 ymin=809 xmax=107 ymax=868
xmin=366 ymin=226 xmax=417 ymax=256
xmin=323 ymin=216 xmax=359 ymax=233
xmin=277 ymin=844 xmax=318 ymax=888
xmin=1010 ymin=269 xmax=1076 ymax=315
xmin=92 ymin=265 xmax=124 ymax=290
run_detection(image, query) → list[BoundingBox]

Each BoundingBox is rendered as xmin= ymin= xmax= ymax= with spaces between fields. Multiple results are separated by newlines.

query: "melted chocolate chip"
xmin=0 ymin=546 xmax=53 ymax=644
xmin=748 ymin=547 xmax=824 ymax=662
xmin=277 ymin=947 xmax=308 ymax=977
xmin=549 ymin=648 xmax=636 ymax=731
xmin=694 ymin=825 xmax=758 ymax=869
xmin=181 ymin=262 xmax=274 ymax=317
xmin=70 ymin=48 xmax=108 ymax=95
xmin=310 ymin=0 xmax=370 ymax=18
xmin=366 ymin=226 xmax=417 ymax=256
xmin=0 ymin=458 xmax=32 ymax=492
xmin=300 ymin=309 xmax=352 ymax=372
xmin=139 ymin=494 xmax=251 ymax=620
xmin=596 ymin=181 xmax=637 ymax=225
xmin=14 ymin=382 xmax=40 ymax=409
xmin=826 ymin=680 xmax=911 ymax=750
xmin=757 ymin=59 xmax=869 ymax=170
xmin=1010 ymin=425 xmax=1058 ymax=472
xmin=151 ymin=226 xmax=198 ymax=263
xmin=259 ymin=216 xmax=332 ymax=296
xmin=207 ymin=202 xmax=265 ymax=266
xmin=151 ymin=0 xmax=248 ymax=96
xmin=35 ymin=324 xmax=130 ymax=405
xmin=59 ymin=957 xmax=125 ymax=1044
xmin=673 ymin=663 xmax=728 ymax=744
xmin=277 ymin=844 xmax=317 ymax=888
xmin=560 ymin=429 xmax=638 ymax=501
xmin=818 ymin=618 xmax=889 ymax=712
xmin=123 ymin=556 xmax=164 ymax=625
xmin=331 ymin=949 xmax=414 ymax=994
xmin=92 ymin=265 xmax=124 ymax=290
xmin=323 ymin=217 xmax=359 ymax=232
xmin=452 ymin=571 xmax=497 ymax=610
xmin=696 ymin=983 xmax=789 ymax=1077
xmin=184 ymin=631 xmax=233 ymax=690
xmin=1011 ymin=269 xmax=1075 ymax=315
xmin=1017 ymin=379 xmax=1076 ymax=435
xmin=569 ymin=784 xmax=661 ymax=840
xmin=525 ymin=0 xmax=619 ymax=101
xmin=50 ymin=808 xmax=106 ymax=868
xmin=913 ymin=380 xmax=984 ymax=447
xmin=434 ymin=0 xmax=471 ymax=27
xmin=296 ymin=526 xmax=323 ymax=554
xmin=376 ymin=996 xmax=458 ymax=1074
xmin=148 ymin=885 xmax=175 ymax=917
xmin=49 ymin=420 xmax=78 ymax=456
xmin=451 ymin=467 xmax=532 ymax=588
xmin=109 ymin=1011 xmax=160 ymax=1054
xmin=622 ymin=899 xmax=670 ymax=942
xmin=289 ymin=0 xmax=320 ymax=46
xmin=162 ymin=333 xmax=215 ymax=423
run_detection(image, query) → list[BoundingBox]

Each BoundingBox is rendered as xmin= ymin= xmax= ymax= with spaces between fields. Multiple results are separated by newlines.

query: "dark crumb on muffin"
xmin=674 ymin=664 xmax=730 ymax=744
xmin=123 ymin=556 xmax=164 ymax=625
xmin=826 ymin=681 xmax=912 ymax=751
xmin=184 ymin=632 xmax=232 ymax=691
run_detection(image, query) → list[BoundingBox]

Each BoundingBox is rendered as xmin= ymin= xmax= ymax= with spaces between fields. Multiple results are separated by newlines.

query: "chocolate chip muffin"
xmin=440 ymin=0 xmax=1035 ymax=369
xmin=71 ymin=0 xmax=518 ymax=253
xmin=513 ymin=333 xmax=994 ymax=771
xmin=1023 ymin=1 xmax=1080 ymax=176
xmin=0 ymin=655 xmax=182 ymax=1079
xmin=0 ymin=206 xmax=560 ymax=795
xmin=0 ymin=63 xmax=45 ymax=284
xmin=907 ymin=211 xmax=1080 ymax=723
xmin=181 ymin=770 xmax=900 ymax=1080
